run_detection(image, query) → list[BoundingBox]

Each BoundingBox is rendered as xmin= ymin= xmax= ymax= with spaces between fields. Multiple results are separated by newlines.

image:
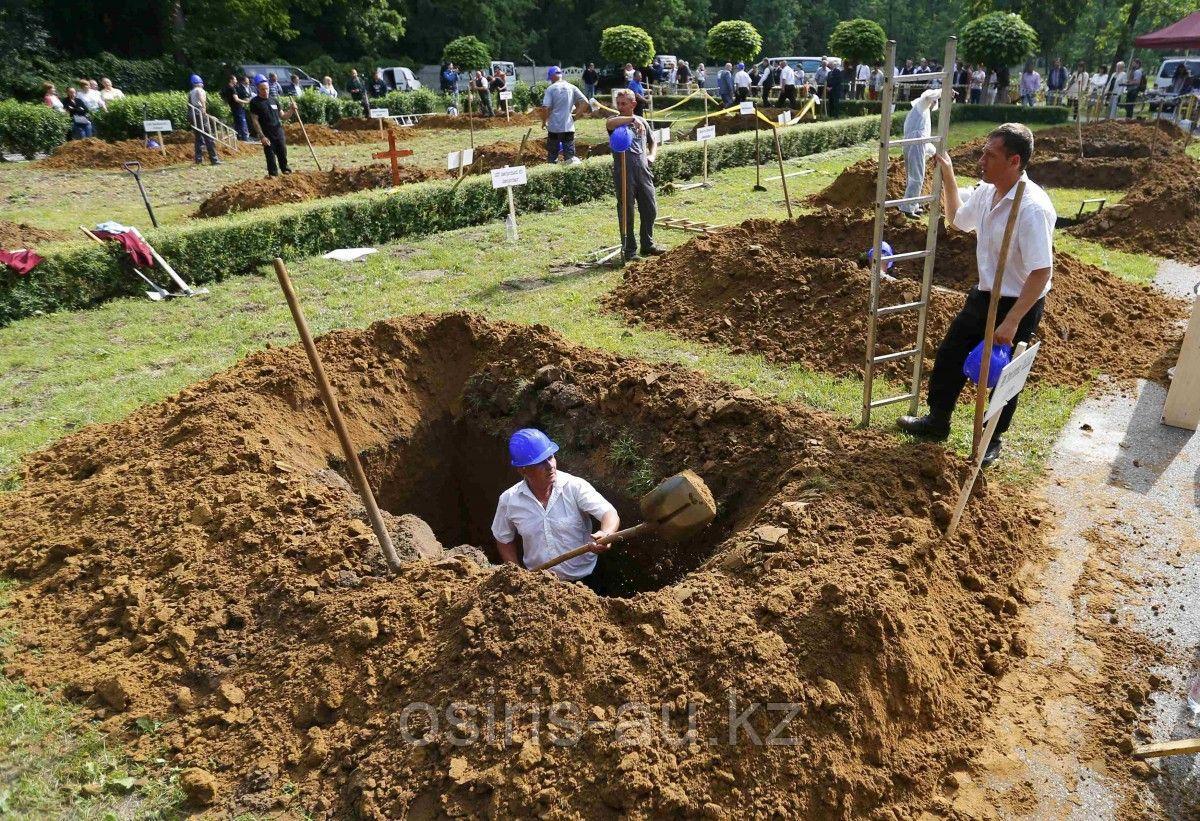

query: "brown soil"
xmin=1068 ymin=158 xmax=1200 ymax=263
xmin=283 ymin=123 xmax=392 ymax=146
xmin=416 ymin=111 xmax=543 ymax=130
xmin=196 ymin=163 xmax=447 ymax=217
xmin=331 ymin=117 xmax=409 ymax=135
xmin=0 ymin=220 xmax=71 ymax=248
xmin=950 ymin=120 xmax=1187 ymax=190
xmin=467 ymin=139 xmax=610 ymax=172
xmin=0 ymin=311 xmax=1048 ymax=818
xmin=36 ymin=138 xmax=236 ymax=171
xmin=605 ymin=210 xmax=1185 ymax=387
xmin=807 ymin=158 xmax=931 ymax=210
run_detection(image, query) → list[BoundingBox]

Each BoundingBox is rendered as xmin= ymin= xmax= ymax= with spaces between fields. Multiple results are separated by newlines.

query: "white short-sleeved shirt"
xmin=542 ymin=80 xmax=587 ymax=133
xmin=952 ymin=173 xmax=1056 ymax=299
xmin=779 ymin=65 xmax=795 ymax=86
xmin=491 ymin=470 xmax=617 ymax=580
xmin=734 ymin=70 xmax=751 ymax=89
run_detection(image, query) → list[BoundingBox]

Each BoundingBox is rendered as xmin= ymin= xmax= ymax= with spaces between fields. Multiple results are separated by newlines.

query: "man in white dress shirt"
xmin=898 ymin=123 xmax=1056 ymax=467
xmin=492 ymin=428 xmax=620 ymax=593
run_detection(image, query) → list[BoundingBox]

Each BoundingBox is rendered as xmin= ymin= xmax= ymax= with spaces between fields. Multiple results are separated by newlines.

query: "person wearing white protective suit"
xmin=899 ymin=88 xmax=948 ymax=217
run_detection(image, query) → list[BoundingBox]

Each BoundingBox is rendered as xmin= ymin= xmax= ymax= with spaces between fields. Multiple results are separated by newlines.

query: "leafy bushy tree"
xmin=960 ymin=11 xmax=1039 ymax=71
xmin=706 ymin=20 xmax=762 ymax=64
xmin=599 ymin=25 xmax=655 ymax=68
xmin=827 ymin=18 xmax=886 ymax=66
xmin=442 ymin=34 xmax=491 ymax=71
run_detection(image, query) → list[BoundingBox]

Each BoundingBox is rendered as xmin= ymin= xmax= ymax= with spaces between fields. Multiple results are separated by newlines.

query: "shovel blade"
xmin=639 ymin=469 xmax=716 ymax=541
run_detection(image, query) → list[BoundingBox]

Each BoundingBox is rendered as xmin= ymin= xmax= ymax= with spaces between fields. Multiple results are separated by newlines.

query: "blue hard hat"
xmin=254 ymin=73 xmax=268 ymax=85
xmin=609 ymin=125 xmax=634 ymax=152
xmin=963 ymin=341 xmax=1012 ymax=388
xmin=737 ymin=62 xmax=745 ymax=70
xmin=866 ymin=241 xmax=895 ymax=270
xmin=509 ymin=428 xmax=559 ymax=468
xmin=190 ymin=73 xmax=203 ymax=86
xmin=548 ymin=65 xmax=563 ymax=80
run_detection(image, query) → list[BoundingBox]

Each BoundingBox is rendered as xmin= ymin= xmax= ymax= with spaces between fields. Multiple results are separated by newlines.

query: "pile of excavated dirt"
xmin=1068 ymin=158 xmax=1200 ymax=263
xmin=283 ymin=123 xmax=391 ymax=146
xmin=196 ymin=163 xmax=447 ymax=217
xmin=416 ymin=111 xmax=543 ymax=130
xmin=807 ymin=158 xmax=931 ymax=210
xmin=703 ymin=108 xmax=797 ymax=137
xmin=331 ymin=117 xmax=410 ymax=134
xmin=0 ymin=312 xmax=1047 ymax=818
xmin=606 ymin=210 xmax=1185 ymax=387
xmin=36 ymin=138 xmax=235 ymax=170
xmin=950 ymin=120 xmax=1186 ymax=190
xmin=467 ymin=139 xmax=609 ymax=172
xmin=0 ymin=220 xmax=70 ymax=248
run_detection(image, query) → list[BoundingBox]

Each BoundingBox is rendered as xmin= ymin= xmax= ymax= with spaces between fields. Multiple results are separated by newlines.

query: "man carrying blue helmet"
xmin=491 ymin=428 xmax=620 ymax=594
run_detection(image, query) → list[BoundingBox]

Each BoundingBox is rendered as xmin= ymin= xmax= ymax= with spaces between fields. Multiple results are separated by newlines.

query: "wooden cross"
xmin=371 ymin=130 xmax=414 ymax=186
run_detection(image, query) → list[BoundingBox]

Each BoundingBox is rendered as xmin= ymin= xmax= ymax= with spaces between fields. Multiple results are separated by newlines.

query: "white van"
xmin=1154 ymin=56 xmax=1200 ymax=92
xmin=491 ymin=61 xmax=516 ymax=90
xmin=379 ymin=66 xmax=422 ymax=91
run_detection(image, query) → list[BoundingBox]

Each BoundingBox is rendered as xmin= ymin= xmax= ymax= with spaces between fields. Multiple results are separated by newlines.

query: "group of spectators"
xmin=438 ymin=64 xmax=514 ymax=115
xmin=42 ymin=77 xmax=125 ymax=139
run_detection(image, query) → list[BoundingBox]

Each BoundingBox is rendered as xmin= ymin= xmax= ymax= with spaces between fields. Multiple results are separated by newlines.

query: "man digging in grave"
xmin=491 ymin=428 xmax=620 ymax=595
xmin=898 ymin=123 xmax=1055 ymax=467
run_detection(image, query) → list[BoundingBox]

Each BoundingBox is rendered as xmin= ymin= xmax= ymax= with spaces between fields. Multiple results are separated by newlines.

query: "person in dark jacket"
xmin=826 ymin=60 xmax=844 ymax=118
xmin=62 ymin=86 xmax=92 ymax=139
xmin=347 ymin=69 xmax=369 ymax=116
xmin=582 ymin=63 xmax=599 ymax=99
xmin=248 ymin=75 xmax=294 ymax=176
xmin=490 ymin=68 xmax=509 ymax=114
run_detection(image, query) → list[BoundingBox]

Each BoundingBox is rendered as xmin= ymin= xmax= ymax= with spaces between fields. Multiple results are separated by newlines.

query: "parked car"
xmin=378 ymin=66 xmax=422 ymax=91
xmin=239 ymin=64 xmax=319 ymax=95
xmin=1153 ymin=57 xmax=1200 ymax=93
xmin=490 ymin=61 xmax=516 ymax=90
xmin=764 ymin=56 xmax=826 ymax=77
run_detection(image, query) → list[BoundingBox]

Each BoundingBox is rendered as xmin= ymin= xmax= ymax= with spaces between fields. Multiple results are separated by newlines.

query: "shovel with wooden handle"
xmin=533 ymin=470 xmax=717 ymax=572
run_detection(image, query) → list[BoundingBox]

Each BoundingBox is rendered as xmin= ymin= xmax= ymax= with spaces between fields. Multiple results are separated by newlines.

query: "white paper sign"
xmin=499 ymin=90 xmax=513 ymax=101
xmin=695 ymin=125 xmax=716 ymax=142
xmin=143 ymin=119 xmax=173 ymax=132
xmin=777 ymin=111 xmax=791 ymax=125
xmin=369 ymin=108 xmax=390 ymax=118
xmin=447 ymin=148 xmax=475 ymax=170
xmin=739 ymin=101 xmax=755 ymax=115
xmin=490 ymin=165 xmax=528 ymax=188
xmin=656 ymin=128 xmax=671 ymax=143
xmin=984 ymin=342 xmax=1041 ymax=421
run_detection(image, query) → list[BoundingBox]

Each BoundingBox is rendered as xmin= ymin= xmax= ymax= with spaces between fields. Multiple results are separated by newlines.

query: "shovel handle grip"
xmin=532 ymin=522 xmax=651 ymax=572
xmin=123 ymin=161 xmax=141 ymax=175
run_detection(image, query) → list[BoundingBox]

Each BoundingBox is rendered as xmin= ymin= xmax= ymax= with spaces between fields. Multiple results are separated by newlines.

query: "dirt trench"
xmin=0 ymin=311 xmax=1047 ymax=818
xmin=0 ymin=220 xmax=71 ymax=248
xmin=36 ymin=137 xmax=237 ymax=171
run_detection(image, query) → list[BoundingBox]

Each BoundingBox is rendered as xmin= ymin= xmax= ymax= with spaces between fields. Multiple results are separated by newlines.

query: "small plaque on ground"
xmin=491 ymin=165 xmax=528 ymax=188
xmin=143 ymin=119 xmax=173 ymax=132
xmin=739 ymin=101 xmax=755 ymax=115
xmin=369 ymin=108 xmax=389 ymax=118
xmin=695 ymin=125 xmax=716 ymax=142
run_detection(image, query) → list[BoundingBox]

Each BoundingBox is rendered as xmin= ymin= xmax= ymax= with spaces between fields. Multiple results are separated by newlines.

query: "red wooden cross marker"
xmin=371 ymin=130 xmax=414 ymax=186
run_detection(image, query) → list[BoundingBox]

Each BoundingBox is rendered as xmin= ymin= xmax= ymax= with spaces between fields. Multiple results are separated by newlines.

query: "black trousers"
xmin=262 ymin=129 xmax=289 ymax=176
xmin=612 ymin=153 xmax=657 ymax=254
xmin=1124 ymin=89 xmax=1138 ymax=118
xmin=735 ymin=87 xmax=749 ymax=102
xmin=761 ymin=83 xmax=774 ymax=105
xmin=579 ymin=570 xmax=608 ymax=596
xmin=776 ymin=84 xmax=796 ymax=108
xmin=927 ymin=287 xmax=1045 ymax=436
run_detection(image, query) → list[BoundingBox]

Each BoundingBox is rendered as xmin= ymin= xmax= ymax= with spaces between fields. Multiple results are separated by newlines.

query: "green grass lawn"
xmin=0 ymin=116 xmax=1166 ymax=816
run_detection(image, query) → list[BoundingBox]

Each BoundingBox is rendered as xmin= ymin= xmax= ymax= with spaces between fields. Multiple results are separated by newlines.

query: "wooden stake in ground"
xmin=467 ymin=82 xmax=475 ymax=149
xmin=292 ymin=101 xmax=322 ymax=172
xmin=1133 ymin=738 xmax=1200 ymax=759
xmin=272 ymin=258 xmax=402 ymax=572
xmin=619 ymin=150 xmax=629 ymax=253
xmin=702 ymin=91 xmax=710 ymax=184
xmin=971 ymin=180 xmax=1026 ymax=457
xmin=753 ymin=114 xmax=766 ymax=191
xmin=772 ymin=125 xmax=793 ymax=219
xmin=372 ymin=130 xmax=414 ymax=187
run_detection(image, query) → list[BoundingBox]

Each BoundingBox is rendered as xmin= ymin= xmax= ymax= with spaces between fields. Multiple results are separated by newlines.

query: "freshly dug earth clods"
xmin=36 ymin=137 xmax=236 ymax=170
xmin=467 ymin=139 xmax=610 ymax=172
xmin=283 ymin=123 xmax=393 ymax=146
xmin=415 ymin=111 xmax=544 ymax=130
xmin=0 ymin=219 xmax=70 ymax=248
xmin=807 ymin=157 xmax=931 ymax=210
xmin=606 ymin=210 xmax=1185 ymax=387
xmin=1068 ymin=158 xmax=1200 ymax=263
xmin=196 ymin=163 xmax=447 ymax=217
xmin=0 ymin=312 xmax=1047 ymax=818
xmin=703 ymin=108 xmax=800 ymax=137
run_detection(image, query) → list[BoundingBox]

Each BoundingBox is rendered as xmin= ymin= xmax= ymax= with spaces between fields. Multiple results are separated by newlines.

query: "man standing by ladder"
xmin=897 ymin=124 xmax=1055 ymax=467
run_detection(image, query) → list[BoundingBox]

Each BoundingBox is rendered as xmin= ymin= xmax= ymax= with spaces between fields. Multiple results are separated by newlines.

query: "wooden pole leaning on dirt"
xmin=619 ymin=151 xmax=629 ymax=254
xmin=772 ymin=125 xmax=793 ymax=219
xmin=292 ymin=102 xmax=322 ymax=172
xmin=971 ymin=179 xmax=1026 ymax=458
xmin=271 ymin=258 xmax=402 ymax=572
xmin=753 ymin=114 xmax=766 ymax=191
xmin=1133 ymin=738 xmax=1200 ymax=759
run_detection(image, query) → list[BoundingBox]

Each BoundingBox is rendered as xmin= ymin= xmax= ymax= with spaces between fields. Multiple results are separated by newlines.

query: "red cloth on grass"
xmin=93 ymin=230 xmax=155 ymax=268
xmin=0 ymin=249 xmax=42 ymax=275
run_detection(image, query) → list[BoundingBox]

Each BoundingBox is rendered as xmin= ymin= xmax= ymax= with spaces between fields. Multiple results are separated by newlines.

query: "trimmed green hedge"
xmin=93 ymin=91 xmax=232 ymax=141
xmin=0 ymin=100 xmax=70 ymax=158
xmin=1 ymin=113 xmax=900 ymax=325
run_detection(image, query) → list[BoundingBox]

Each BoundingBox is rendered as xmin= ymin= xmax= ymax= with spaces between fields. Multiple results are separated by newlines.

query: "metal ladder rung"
xmin=881 ymin=249 xmax=930 ymax=263
xmin=876 ymin=299 xmax=925 ymax=317
xmin=883 ymin=195 xmax=933 ymax=208
xmin=887 ymin=135 xmax=943 ymax=147
xmin=869 ymin=392 xmax=918 ymax=409
xmin=872 ymin=347 xmax=920 ymax=364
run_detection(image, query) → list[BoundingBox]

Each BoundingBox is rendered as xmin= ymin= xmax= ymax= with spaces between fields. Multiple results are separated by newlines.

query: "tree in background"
xmin=960 ymin=11 xmax=1039 ymax=72
xmin=599 ymin=25 xmax=655 ymax=68
xmin=706 ymin=20 xmax=763 ymax=65
xmin=442 ymin=34 xmax=492 ymax=71
xmin=827 ymin=18 xmax=886 ymax=66
xmin=590 ymin=0 xmax=708 ymax=59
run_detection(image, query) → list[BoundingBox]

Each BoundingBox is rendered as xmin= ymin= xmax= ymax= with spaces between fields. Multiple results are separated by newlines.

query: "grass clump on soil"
xmin=0 ymin=312 xmax=1048 ymax=818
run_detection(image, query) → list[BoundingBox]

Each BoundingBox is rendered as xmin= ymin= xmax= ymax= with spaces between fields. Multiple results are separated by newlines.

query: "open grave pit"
xmin=0 ymin=312 xmax=1048 ymax=817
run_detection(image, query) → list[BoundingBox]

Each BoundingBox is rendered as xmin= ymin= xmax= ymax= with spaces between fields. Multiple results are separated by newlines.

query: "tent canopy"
xmin=1135 ymin=10 xmax=1200 ymax=50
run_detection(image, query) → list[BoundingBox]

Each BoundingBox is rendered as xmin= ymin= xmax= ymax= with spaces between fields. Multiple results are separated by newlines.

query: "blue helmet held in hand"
xmin=189 ymin=74 xmax=203 ymax=86
xmin=963 ymin=341 xmax=1012 ymax=388
xmin=609 ymin=125 xmax=634 ymax=152
xmin=509 ymin=428 xmax=559 ymax=468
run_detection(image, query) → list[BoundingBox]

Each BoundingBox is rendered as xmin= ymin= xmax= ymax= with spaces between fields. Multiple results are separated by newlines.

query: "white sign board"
xmin=777 ymin=111 xmax=792 ymax=125
xmin=369 ymin=108 xmax=390 ymax=119
xmin=447 ymin=148 xmax=474 ymax=170
xmin=491 ymin=165 xmax=528 ymax=189
xmin=984 ymin=342 xmax=1040 ymax=421
xmin=656 ymin=128 xmax=671 ymax=144
xmin=695 ymin=125 xmax=716 ymax=142
xmin=739 ymin=101 xmax=755 ymax=115
xmin=499 ymin=90 xmax=513 ymax=101
xmin=143 ymin=119 xmax=173 ymax=132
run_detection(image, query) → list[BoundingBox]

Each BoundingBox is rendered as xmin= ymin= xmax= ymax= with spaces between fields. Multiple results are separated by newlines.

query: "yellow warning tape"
xmin=652 ymin=88 xmax=707 ymax=114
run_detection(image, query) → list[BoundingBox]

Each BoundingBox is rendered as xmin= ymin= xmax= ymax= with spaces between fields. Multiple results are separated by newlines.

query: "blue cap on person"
xmin=547 ymin=66 xmax=563 ymax=81
xmin=190 ymin=74 xmax=203 ymax=86
xmin=254 ymin=73 xmax=268 ymax=85
xmin=509 ymin=428 xmax=559 ymax=468
xmin=736 ymin=62 xmax=745 ymax=70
